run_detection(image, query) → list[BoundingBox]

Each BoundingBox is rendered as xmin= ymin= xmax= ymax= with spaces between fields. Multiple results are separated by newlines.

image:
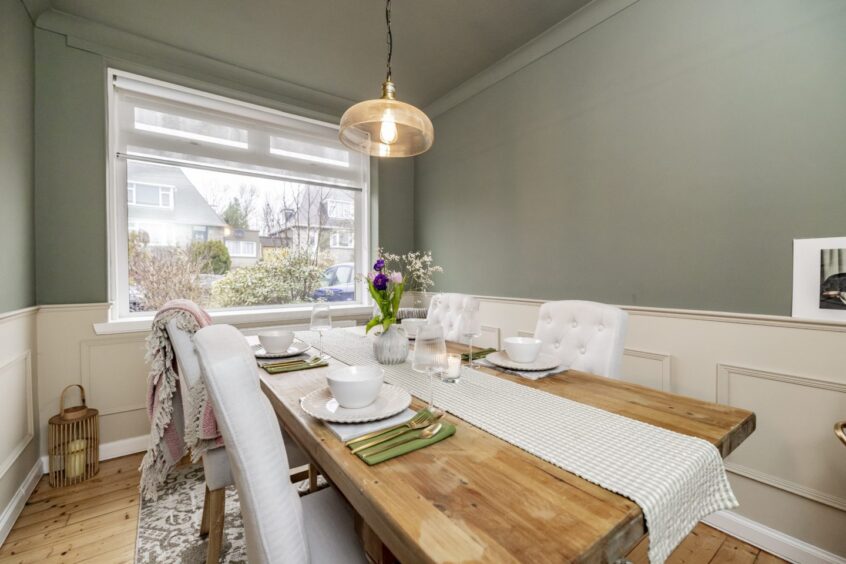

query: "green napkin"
xmin=261 ymin=358 xmax=328 ymax=374
xmin=460 ymin=348 xmax=496 ymax=361
xmin=354 ymin=422 xmax=456 ymax=465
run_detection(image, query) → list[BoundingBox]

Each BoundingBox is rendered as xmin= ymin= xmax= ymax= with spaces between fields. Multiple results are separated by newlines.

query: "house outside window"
xmin=107 ymin=69 xmax=370 ymax=319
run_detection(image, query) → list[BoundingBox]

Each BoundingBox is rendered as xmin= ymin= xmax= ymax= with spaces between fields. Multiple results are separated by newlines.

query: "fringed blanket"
xmin=139 ymin=300 xmax=221 ymax=500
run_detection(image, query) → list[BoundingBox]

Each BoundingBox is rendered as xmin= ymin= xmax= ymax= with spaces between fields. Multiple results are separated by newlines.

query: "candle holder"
xmin=48 ymin=384 xmax=99 ymax=488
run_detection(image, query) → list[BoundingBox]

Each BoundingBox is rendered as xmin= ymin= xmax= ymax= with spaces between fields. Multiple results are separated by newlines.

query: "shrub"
xmin=212 ymin=248 xmax=327 ymax=307
xmin=190 ymin=240 xmax=231 ymax=275
xmin=128 ymin=231 xmax=208 ymax=310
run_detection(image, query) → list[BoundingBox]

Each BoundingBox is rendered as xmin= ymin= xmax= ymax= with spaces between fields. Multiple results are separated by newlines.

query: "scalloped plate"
xmin=300 ymin=384 xmax=412 ymax=423
xmin=485 ymin=351 xmax=560 ymax=371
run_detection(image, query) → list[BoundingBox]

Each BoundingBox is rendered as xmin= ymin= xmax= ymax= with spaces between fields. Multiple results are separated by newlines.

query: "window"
xmin=327 ymin=199 xmax=354 ymax=219
xmin=108 ymin=70 xmax=369 ymax=318
xmin=225 ymin=240 xmax=258 ymax=257
xmin=330 ymin=230 xmax=354 ymax=249
xmin=128 ymin=182 xmax=174 ymax=209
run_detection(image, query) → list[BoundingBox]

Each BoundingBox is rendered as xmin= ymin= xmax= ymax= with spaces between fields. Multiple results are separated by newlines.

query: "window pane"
xmin=125 ymin=160 xmax=358 ymax=312
xmin=135 ymin=107 xmax=248 ymax=149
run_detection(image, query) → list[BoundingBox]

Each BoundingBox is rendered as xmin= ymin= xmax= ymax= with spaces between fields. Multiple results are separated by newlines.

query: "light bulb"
xmin=379 ymin=113 xmax=398 ymax=145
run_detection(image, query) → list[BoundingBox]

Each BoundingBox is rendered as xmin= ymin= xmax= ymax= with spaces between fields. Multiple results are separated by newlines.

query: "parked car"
xmin=313 ymin=262 xmax=355 ymax=302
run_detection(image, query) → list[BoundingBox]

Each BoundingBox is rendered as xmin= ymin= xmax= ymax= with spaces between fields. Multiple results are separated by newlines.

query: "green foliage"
xmin=221 ymin=198 xmax=249 ymax=229
xmin=189 ymin=240 xmax=231 ymax=275
xmin=211 ymin=248 xmax=326 ymax=307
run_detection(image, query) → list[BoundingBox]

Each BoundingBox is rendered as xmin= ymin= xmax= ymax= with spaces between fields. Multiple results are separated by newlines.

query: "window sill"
xmin=92 ymin=303 xmax=374 ymax=335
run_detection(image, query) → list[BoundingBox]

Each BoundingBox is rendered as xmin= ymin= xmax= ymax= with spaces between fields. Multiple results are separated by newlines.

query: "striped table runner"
xmin=298 ymin=329 xmax=737 ymax=563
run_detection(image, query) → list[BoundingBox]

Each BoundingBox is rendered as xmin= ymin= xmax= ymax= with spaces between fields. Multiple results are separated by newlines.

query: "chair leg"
xmin=199 ymin=486 xmax=211 ymax=537
xmin=308 ymin=463 xmax=319 ymax=493
xmin=206 ymin=488 xmax=226 ymax=564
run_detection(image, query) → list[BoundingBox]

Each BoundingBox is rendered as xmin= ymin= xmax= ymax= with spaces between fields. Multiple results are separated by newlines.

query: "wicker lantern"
xmin=48 ymin=384 xmax=99 ymax=487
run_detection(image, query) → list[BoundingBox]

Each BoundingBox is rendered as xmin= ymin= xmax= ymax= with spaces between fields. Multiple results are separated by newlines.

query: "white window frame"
xmin=327 ymin=199 xmax=354 ymax=220
xmin=330 ymin=229 xmax=355 ymax=249
xmin=127 ymin=181 xmax=174 ymax=209
xmin=103 ymin=69 xmax=372 ymax=330
xmin=225 ymin=239 xmax=258 ymax=258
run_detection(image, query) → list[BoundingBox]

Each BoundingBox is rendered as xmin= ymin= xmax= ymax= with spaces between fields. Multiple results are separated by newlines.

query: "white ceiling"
xmin=45 ymin=0 xmax=592 ymax=107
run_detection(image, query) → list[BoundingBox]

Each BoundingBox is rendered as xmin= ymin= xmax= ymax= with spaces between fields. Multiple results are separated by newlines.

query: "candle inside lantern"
xmin=65 ymin=439 xmax=87 ymax=479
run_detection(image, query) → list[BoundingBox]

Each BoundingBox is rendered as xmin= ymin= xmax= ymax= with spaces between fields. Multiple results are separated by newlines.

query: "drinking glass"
xmin=460 ymin=300 xmax=482 ymax=369
xmin=412 ymin=325 xmax=448 ymax=409
xmin=310 ymin=304 xmax=333 ymax=358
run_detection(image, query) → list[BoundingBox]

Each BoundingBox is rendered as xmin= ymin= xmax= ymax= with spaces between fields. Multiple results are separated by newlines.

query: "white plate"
xmin=485 ymin=351 xmax=560 ymax=371
xmin=300 ymin=384 xmax=412 ymax=423
xmin=253 ymin=340 xmax=311 ymax=359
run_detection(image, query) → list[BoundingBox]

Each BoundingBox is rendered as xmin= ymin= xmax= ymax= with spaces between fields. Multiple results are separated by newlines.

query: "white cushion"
xmin=533 ymin=301 xmax=628 ymax=378
xmin=302 ymin=488 xmax=368 ymax=564
xmin=202 ymin=446 xmax=233 ymax=491
xmin=426 ymin=293 xmax=476 ymax=343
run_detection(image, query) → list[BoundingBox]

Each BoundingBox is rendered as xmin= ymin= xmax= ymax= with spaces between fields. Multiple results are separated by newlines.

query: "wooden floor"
xmin=0 ymin=454 xmax=790 ymax=564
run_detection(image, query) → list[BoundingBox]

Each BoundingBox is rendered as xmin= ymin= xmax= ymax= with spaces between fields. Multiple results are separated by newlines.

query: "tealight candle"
xmin=446 ymin=354 xmax=462 ymax=378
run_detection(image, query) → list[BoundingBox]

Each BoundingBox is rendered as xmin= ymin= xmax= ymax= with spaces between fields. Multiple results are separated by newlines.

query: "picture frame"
xmin=792 ymin=237 xmax=846 ymax=321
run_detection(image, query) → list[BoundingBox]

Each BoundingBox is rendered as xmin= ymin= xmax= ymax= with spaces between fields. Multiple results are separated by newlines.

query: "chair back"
xmin=426 ymin=293 xmax=476 ymax=343
xmin=533 ymin=301 xmax=628 ymax=378
xmin=166 ymin=317 xmax=204 ymax=388
xmin=194 ymin=324 xmax=310 ymax=564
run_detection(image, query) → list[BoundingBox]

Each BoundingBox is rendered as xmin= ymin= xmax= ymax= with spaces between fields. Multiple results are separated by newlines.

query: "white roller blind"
xmin=111 ymin=72 xmax=368 ymax=190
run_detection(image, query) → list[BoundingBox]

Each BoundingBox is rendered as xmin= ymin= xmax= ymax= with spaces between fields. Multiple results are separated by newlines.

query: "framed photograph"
xmin=793 ymin=237 xmax=846 ymax=321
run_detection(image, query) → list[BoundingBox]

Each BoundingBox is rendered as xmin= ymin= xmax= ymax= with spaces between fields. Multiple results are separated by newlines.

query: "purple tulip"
xmin=373 ymin=258 xmax=385 ymax=271
xmin=373 ymin=273 xmax=389 ymax=291
xmin=389 ymin=272 xmax=403 ymax=284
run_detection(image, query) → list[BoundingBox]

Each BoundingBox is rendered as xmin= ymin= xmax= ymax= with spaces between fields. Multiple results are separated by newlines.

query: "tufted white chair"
xmin=426 ymin=293 xmax=478 ymax=343
xmin=532 ymin=301 xmax=628 ymax=379
xmin=194 ymin=324 xmax=366 ymax=564
xmin=166 ymin=317 xmax=309 ymax=563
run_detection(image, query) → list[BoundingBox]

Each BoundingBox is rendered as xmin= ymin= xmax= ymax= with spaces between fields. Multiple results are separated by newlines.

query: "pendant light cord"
xmin=385 ymin=0 xmax=393 ymax=82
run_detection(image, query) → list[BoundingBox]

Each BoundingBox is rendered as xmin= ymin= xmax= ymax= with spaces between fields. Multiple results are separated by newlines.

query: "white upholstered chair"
xmin=194 ymin=324 xmax=366 ymax=564
xmin=166 ymin=318 xmax=309 ymax=563
xmin=532 ymin=301 xmax=628 ymax=378
xmin=426 ymin=293 xmax=478 ymax=343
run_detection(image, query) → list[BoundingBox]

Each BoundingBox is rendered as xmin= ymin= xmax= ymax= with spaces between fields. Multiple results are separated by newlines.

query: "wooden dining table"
xmin=257 ymin=329 xmax=755 ymax=564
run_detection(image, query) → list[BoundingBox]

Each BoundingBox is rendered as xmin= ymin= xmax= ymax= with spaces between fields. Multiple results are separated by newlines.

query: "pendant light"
xmin=339 ymin=0 xmax=434 ymax=158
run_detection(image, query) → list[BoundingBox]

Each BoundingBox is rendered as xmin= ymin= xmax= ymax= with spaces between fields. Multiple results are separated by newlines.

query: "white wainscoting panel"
xmin=622 ymin=348 xmax=672 ymax=391
xmin=718 ymin=364 xmax=846 ymax=512
xmin=80 ymin=335 xmax=148 ymax=417
xmin=0 ymin=351 xmax=33 ymax=481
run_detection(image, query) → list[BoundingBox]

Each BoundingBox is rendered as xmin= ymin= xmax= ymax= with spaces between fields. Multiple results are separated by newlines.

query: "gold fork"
xmin=361 ymin=422 xmax=444 ymax=458
xmin=347 ymin=409 xmax=442 ymax=453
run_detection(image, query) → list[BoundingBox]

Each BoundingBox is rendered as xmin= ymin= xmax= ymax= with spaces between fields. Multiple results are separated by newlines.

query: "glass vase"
xmin=373 ymin=324 xmax=409 ymax=365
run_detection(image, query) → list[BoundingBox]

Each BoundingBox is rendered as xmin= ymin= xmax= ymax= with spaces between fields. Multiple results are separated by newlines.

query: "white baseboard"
xmin=0 ymin=458 xmax=43 ymax=546
xmin=704 ymin=511 xmax=846 ymax=564
xmin=40 ymin=434 xmax=149 ymax=473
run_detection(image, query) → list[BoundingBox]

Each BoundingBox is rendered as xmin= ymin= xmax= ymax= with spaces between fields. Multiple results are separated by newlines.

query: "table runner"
xmin=298 ymin=330 xmax=737 ymax=563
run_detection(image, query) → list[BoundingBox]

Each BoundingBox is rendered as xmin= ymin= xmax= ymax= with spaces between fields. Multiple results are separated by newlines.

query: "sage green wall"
xmin=33 ymin=22 xmax=415 ymax=304
xmin=34 ymin=29 xmax=107 ymax=304
xmin=377 ymin=159 xmax=415 ymax=255
xmin=415 ymin=0 xmax=846 ymax=315
xmin=0 ymin=0 xmax=35 ymax=313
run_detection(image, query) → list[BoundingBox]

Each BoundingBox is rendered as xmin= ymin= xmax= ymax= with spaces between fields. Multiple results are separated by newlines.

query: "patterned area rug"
xmin=135 ymin=464 xmax=327 ymax=563
xmin=135 ymin=465 xmax=247 ymax=563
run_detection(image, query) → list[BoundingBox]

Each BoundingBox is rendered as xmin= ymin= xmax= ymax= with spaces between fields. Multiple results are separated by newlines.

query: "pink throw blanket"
xmin=140 ymin=300 xmax=221 ymax=500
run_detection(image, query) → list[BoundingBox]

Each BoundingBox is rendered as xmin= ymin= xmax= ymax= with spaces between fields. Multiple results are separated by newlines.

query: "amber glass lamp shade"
xmin=339 ymin=81 xmax=434 ymax=158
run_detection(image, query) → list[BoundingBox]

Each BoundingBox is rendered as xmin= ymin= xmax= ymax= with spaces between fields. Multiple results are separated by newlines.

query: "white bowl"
xmin=326 ymin=366 xmax=384 ymax=409
xmin=503 ymin=337 xmax=543 ymax=364
xmin=401 ymin=318 xmax=428 ymax=339
xmin=258 ymin=330 xmax=294 ymax=354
